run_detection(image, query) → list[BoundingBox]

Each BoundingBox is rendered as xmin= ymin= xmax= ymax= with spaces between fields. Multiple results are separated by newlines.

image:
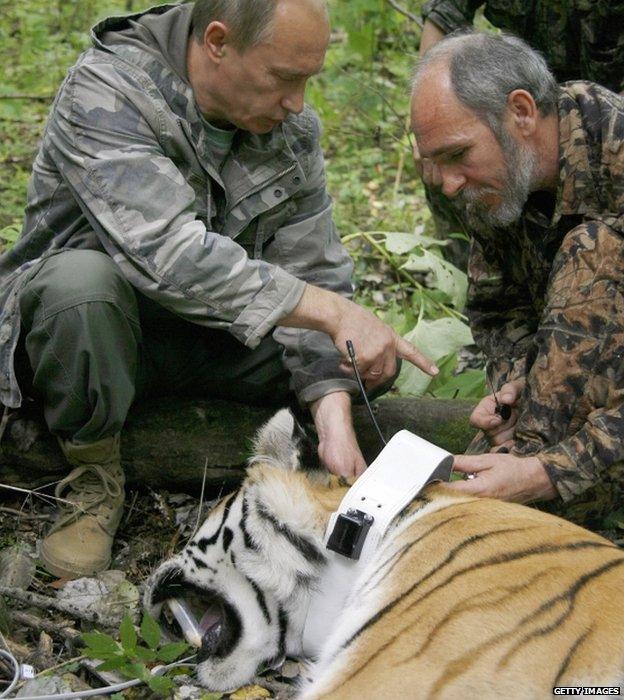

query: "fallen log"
xmin=0 ymin=398 xmax=476 ymax=491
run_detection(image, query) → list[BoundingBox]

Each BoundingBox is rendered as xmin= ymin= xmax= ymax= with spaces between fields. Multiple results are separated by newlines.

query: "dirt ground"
xmin=0 ymin=485 xmax=301 ymax=699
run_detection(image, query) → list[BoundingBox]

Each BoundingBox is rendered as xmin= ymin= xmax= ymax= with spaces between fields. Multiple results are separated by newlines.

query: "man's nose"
xmin=440 ymin=168 xmax=466 ymax=198
xmin=282 ymin=86 xmax=306 ymax=115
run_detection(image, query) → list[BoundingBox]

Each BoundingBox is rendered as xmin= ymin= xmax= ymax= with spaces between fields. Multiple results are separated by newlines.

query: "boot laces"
xmin=51 ymin=463 xmax=123 ymax=532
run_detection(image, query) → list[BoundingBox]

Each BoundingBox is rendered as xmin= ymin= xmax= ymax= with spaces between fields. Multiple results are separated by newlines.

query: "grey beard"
xmin=452 ymin=131 xmax=537 ymax=231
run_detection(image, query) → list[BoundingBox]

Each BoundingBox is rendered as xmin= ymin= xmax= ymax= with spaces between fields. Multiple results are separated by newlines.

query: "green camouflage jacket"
xmin=0 ymin=3 xmax=357 ymax=410
xmin=422 ymin=0 xmax=624 ymax=92
xmin=466 ymin=82 xmax=624 ymax=501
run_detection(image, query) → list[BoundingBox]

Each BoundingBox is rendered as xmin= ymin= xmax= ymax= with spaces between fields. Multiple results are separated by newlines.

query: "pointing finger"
xmin=396 ymin=337 xmax=438 ymax=376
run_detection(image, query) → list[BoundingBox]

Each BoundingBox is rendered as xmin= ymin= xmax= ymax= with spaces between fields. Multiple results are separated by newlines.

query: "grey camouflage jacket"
xmin=0 ymin=3 xmax=357 ymax=410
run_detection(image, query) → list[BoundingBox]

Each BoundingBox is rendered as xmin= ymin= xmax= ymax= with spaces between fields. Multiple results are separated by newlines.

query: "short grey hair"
xmin=412 ymin=31 xmax=559 ymax=137
xmin=191 ymin=0 xmax=278 ymax=51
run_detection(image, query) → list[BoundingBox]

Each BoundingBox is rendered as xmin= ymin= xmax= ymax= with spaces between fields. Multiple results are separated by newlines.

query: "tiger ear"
xmin=250 ymin=408 xmax=306 ymax=471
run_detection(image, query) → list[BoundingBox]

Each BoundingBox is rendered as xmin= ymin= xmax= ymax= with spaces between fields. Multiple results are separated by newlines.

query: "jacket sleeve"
xmin=421 ymin=0 xmax=484 ymax=34
xmin=267 ymin=111 xmax=358 ymax=404
xmin=46 ymin=58 xmax=305 ymax=350
xmin=466 ymin=235 xmax=536 ymax=389
xmin=512 ymin=221 xmax=624 ymax=502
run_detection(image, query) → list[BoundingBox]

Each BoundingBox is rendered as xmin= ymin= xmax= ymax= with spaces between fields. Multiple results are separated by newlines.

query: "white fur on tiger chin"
xmin=146 ymin=410 xmax=624 ymax=699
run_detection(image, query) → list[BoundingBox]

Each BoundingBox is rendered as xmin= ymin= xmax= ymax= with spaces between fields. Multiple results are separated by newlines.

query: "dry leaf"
xmin=229 ymin=685 xmax=271 ymax=700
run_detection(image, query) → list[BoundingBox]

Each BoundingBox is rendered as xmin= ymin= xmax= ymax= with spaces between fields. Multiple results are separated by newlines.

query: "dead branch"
xmin=385 ymin=0 xmax=422 ymax=27
xmin=8 ymin=610 xmax=80 ymax=642
xmin=0 ymin=507 xmax=51 ymax=521
xmin=0 ymin=586 xmax=117 ymax=629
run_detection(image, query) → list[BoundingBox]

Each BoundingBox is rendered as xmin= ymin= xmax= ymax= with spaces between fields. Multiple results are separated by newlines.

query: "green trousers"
xmin=17 ymin=250 xmax=290 ymax=443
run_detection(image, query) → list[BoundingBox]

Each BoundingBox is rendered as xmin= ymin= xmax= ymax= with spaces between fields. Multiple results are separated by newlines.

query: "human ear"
xmin=506 ymin=89 xmax=537 ymax=136
xmin=202 ymin=21 xmax=229 ymax=62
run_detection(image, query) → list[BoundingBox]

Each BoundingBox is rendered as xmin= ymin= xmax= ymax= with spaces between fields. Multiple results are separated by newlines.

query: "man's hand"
xmin=448 ymin=452 xmax=557 ymax=503
xmin=280 ymin=285 xmax=438 ymax=392
xmin=470 ymin=379 xmax=524 ymax=447
xmin=310 ymin=392 xmax=366 ymax=478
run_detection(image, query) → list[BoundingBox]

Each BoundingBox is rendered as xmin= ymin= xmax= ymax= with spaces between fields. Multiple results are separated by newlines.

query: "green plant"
xmin=80 ymin=612 xmax=190 ymax=696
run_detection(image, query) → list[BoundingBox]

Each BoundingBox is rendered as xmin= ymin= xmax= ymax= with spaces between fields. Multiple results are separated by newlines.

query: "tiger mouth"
xmin=152 ymin=572 xmax=242 ymax=660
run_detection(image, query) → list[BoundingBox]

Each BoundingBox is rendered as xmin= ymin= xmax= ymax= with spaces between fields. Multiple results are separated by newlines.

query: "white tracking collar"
xmin=302 ymin=430 xmax=453 ymax=657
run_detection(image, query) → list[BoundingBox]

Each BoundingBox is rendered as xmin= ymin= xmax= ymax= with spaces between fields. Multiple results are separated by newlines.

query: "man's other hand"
xmin=310 ymin=392 xmax=366 ymax=478
xmin=470 ymin=378 xmax=524 ymax=446
xmin=449 ymin=452 xmax=557 ymax=503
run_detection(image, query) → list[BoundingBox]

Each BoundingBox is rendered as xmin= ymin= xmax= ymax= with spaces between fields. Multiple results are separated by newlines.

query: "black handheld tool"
xmin=485 ymin=363 xmax=512 ymax=421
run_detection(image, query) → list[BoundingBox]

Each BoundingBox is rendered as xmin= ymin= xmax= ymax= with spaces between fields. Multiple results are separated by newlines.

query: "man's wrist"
xmin=310 ymin=391 xmax=352 ymax=436
xmin=528 ymin=455 xmax=558 ymax=501
xmin=310 ymin=390 xmax=352 ymax=420
xmin=279 ymin=284 xmax=344 ymax=336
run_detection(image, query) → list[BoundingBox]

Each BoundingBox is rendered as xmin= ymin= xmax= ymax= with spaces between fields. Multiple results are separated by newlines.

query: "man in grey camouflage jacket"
xmin=410 ymin=32 xmax=624 ymax=522
xmin=0 ymin=0 xmax=437 ymax=578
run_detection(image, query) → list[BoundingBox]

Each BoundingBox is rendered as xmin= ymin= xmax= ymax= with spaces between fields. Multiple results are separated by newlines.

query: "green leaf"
xmin=429 ymin=368 xmax=486 ymax=400
xmin=61 ymin=662 xmax=81 ymax=674
xmin=200 ymin=694 xmax=224 ymax=700
xmin=383 ymin=230 xmax=448 ymax=255
xmin=156 ymin=641 xmax=191 ymax=663
xmin=96 ymin=657 xmax=128 ymax=673
xmin=395 ymin=318 xmax=474 ymax=397
xmin=346 ymin=27 xmax=375 ymax=59
xmin=140 ymin=612 xmax=161 ymax=650
xmin=402 ymin=248 xmax=468 ymax=310
xmin=384 ymin=231 xmax=421 ymax=255
xmin=0 ymin=224 xmax=21 ymax=245
xmin=148 ymin=675 xmax=176 ymax=697
xmin=81 ymin=631 xmax=122 ymax=659
xmin=133 ymin=646 xmax=158 ymax=663
xmin=119 ymin=662 xmax=151 ymax=682
xmin=119 ymin=614 xmax=137 ymax=654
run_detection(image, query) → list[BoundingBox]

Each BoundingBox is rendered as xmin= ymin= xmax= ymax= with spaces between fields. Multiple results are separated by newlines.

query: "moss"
xmin=426 ymin=416 xmax=477 ymax=455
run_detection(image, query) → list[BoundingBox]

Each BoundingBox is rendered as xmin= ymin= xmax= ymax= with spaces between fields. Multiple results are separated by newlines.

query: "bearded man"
xmin=410 ymin=31 xmax=624 ymax=521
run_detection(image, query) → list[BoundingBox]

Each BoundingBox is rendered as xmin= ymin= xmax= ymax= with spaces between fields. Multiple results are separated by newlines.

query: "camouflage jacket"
xmin=421 ymin=0 xmax=624 ymax=92
xmin=0 ymin=3 xmax=357 ymax=410
xmin=466 ymin=82 xmax=624 ymax=500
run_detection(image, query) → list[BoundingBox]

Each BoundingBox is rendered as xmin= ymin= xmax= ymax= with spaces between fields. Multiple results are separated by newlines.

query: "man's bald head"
xmin=192 ymin=0 xmax=328 ymax=53
xmin=412 ymin=31 xmax=558 ymax=139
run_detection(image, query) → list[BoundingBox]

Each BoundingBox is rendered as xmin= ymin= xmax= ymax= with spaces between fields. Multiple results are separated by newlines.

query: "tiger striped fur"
xmin=145 ymin=409 xmax=624 ymax=698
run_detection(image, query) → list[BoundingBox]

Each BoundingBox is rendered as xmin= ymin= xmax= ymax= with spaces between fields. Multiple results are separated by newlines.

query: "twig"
xmin=331 ymin=64 xmax=409 ymax=144
xmin=393 ymin=147 xmax=406 ymax=203
xmin=0 ymin=507 xmax=52 ymax=521
xmin=0 ymin=406 xmax=10 ymax=444
xmin=0 ymin=585 xmax=117 ymax=628
xmin=0 ymin=94 xmax=53 ymax=101
xmin=8 ymin=610 xmax=80 ymax=642
xmin=385 ymin=0 xmax=423 ymax=27
xmin=0 ymin=483 xmax=84 ymax=512
xmin=190 ymin=458 xmax=209 ymax=540
xmin=343 ymin=231 xmax=466 ymax=320
xmin=122 ymin=490 xmax=139 ymax=526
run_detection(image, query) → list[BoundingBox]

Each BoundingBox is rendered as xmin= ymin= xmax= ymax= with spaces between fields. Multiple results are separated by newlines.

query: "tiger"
xmin=145 ymin=409 xmax=624 ymax=698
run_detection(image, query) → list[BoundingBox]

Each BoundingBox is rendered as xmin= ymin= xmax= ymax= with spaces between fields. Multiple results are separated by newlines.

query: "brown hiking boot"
xmin=40 ymin=435 xmax=125 ymax=579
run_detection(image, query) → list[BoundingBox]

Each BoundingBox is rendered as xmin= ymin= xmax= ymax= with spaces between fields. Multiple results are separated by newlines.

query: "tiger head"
xmin=144 ymin=409 xmax=347 ymax=691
